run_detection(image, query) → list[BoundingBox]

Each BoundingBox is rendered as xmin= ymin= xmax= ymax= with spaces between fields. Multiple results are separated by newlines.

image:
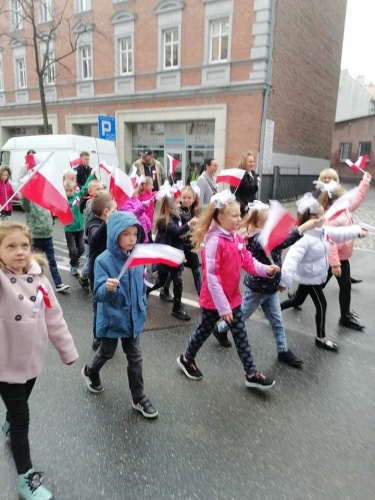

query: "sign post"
xmin=98 ymin=115 xmax=116 ymax=141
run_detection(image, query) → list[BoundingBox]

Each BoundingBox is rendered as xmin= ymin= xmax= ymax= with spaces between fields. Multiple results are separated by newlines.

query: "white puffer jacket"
xmin=280 ymin=225 xmax=362 ymax=288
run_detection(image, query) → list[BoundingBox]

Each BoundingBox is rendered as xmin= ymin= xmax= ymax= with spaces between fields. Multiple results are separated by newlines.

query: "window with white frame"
xmin=11 ymin=0 xmax=23 ymax=31
xmin=339 ymin=142 xmax=352 ymax=161
xmin=16 ymin=57 xmax=27 ymax=88
xmin=75 ymin=0 xmax=91 ymax=13
xmin=118 ymin=37 xmax=133 ymax=74
xmin=163 ymin=28 xmax=179 ymax=69
xmin=209 ymin=17 xmax=229 ymax=63
xmin=42 ymin=52 xmax=56 ymax=84
xmin=358 ymin=141 xmax=371 ymax=158
xmin=79 ymin=45 xmax=93 ymax=80
xmin=39 ymin=0 xmax=52 ymax=23
xmin=0 ymin=59 xmax=4 ymax=91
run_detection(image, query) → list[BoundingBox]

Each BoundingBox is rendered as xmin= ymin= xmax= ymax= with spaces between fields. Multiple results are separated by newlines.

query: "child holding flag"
xmin=82 ymin=211 xmax=158 ymax=419
xmin=177 ymin=190 xmax=280 ymax=390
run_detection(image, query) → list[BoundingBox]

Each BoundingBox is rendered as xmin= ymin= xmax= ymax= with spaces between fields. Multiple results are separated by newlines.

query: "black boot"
xmin=339 ymin=312 xmax=364 ymax=331
xmin=172 ymin=303 xmax=191 ymax=320
xmin=351 ymin=277 xmax=362 ymax=284
xmin=213 ymin=324 xmax=232 ymax=347
xmin=160 ymin=288 xmax=174 ymax=303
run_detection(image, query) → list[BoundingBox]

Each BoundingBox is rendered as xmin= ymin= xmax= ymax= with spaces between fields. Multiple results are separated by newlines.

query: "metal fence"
xmin=260 ymin=165 xmax=316 ymax=202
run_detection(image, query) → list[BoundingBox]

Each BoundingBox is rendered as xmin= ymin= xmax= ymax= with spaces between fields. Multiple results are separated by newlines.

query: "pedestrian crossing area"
xmin=52 ymin=238 xmax=86 ymax=273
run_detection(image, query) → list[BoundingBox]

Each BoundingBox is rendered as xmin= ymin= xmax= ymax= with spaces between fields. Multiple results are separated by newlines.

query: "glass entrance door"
xmin=165 ymin=150 xmax=186 ymax=185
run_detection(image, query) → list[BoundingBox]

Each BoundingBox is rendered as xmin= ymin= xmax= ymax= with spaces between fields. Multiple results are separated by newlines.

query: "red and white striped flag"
xmin=20 ymin=154 xmax=74 ymax=226
xmin=167 ymin=154 xmax=179 ymax=179
xmin=98 ymin=161 xmax=113 ymax=175
xmin=129 ymin=165 xmax=139 ymax=186
xmin=25 ymin=153 xmax=46 ymax=171
xmin=72 ymin=197 xmax=80 ymax=208
xmin=69 ymin=153 xmax=81 ymax=169
xmin=257 ymin=200 xmax=296 ymax=258
xmin=109 ymin=165 xmax=134 ymax=206
xmin=345 ymin=155 xmax=367 ymax=174
xmin=324 ymin=187 xmax=357 ymax=221
xmin=216 ymin=168 xmax=245 ymax=188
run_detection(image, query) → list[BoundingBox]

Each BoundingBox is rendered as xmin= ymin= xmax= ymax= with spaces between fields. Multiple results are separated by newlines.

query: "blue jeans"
xmin=33 ymin=237 xmax=62 ymax=287
xmin=217 ymin=288 xmax=288 ymax=353
xmin=80 ymin=243 xmax=90 ymax=279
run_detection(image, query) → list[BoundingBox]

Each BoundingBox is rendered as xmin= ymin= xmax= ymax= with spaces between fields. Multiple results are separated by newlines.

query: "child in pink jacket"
xmin=319 ymin=171 xmax=372 ymax=330
xmin=118 ymin=189 xmax=152 ymax=243
xmin=176 ymin=190 xmax=280 ymax=391
xmin=0 ymin=165 xmax=14 ymax=218
xmin=0 ymin=221 xmax=78 ymax=500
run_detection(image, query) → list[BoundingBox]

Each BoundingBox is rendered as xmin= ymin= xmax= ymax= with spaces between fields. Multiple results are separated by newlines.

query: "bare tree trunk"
xmin=38 ymin=73 xmax=49 ymax=134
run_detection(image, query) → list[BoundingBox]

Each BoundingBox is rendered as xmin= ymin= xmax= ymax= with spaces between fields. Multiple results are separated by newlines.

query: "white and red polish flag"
xmin=345 ymin=155 xmax=367 ymax=174
xmin=69 ymin=153 xmax=81 ymax=169
xmin=257 ymin=200 xmax=297 ymax=259
xmin=20 ymin=153 xmax=74 ymax=226
xmin=109 ymin=165 xmax=134 ymax=206
xmin=98 ymin=161 xmax=113 ymax=175
xmin=129 ymin=165 xmax=139 ymax=186
xmin=167 ymin=154 xmax=179 ymax=179
xmin=216 ymin=168 xmax=245 ymax=188
xmin=25 ymin=153 xmax=46 ymax=171
xmin=324 ymin=187 xmax=357 ymax=221
xmin=117 ymin=244 xmax=185 ymax=280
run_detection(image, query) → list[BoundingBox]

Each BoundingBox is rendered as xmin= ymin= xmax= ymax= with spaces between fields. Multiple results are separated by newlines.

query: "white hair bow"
xmin=296 ymin=192 xmax=319 ymax=215
xmin=190 ymin=181 xmax=200 ymax=197
xmin=210 ymin=189 xmax=236 ymax=209
xmin=248 ymin=200 xmax=269 ymax=213
xmin=313 ymin=180 xmax=339 ymax=198
xmin=137 ymin=174 xmax=147 ymax=185
xmin=156 ymin=181 xmax=181 ymax=202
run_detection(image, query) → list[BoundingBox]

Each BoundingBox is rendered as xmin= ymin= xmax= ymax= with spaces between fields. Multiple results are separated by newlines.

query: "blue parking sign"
xmin=98 ymin=115 xmax=116 ymax=141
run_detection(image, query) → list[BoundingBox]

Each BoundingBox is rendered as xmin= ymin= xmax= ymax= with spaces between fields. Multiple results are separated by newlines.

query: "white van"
xmin=0 ymin=134 xmax=118 ymax=200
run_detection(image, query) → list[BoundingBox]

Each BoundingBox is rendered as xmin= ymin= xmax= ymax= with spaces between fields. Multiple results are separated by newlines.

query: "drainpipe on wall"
xmin=257 ymin=0 xmax=277 ymax=201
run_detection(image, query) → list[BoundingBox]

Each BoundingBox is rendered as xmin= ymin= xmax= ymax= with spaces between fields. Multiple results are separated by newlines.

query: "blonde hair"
xmin=136 ymin=176 xmax=153 ymax=196
xmin=0 ymin=221 xmax=32 ymax=271
xmin=63 ymin=170 xmax=77 ymax=181
xmin=241 ymin=207 xmax=268 ymax=231
xmin=318 ymin=186 xmax=346 ymax=211
xmin=318 ymin=168 xmax=339 ymax=183
xmin=64 ymin=181 xmax=75 ymax=191
xmin=87 ymin=179 xmax=103 ymax=194
xmin=238 ymin=151 xmax=256 ymax=171
xmin=192 ymin=199 xmax=240 ymax=251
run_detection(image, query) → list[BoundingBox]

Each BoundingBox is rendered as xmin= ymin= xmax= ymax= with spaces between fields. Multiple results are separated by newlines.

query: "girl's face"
xmin=1 ymin=171 xmax=10 ymax=182
xmin=0 ymin=230 xmax=31 ymax=273
xmin=181 ymin=190 xmax=194 ymax=208
xmin=246 ymin=155 xmax=256 ymax=171
xmin=145 ymin=180 xmax=153 ymax=193
xmin=321 ymin=174 xmax=333 ymax=184
xmin=170 ymin=196 xmax=180 ymax=211
xmin=64 ymin=172 xmax=76 ymax=183
xmin=218 ymin=205 xmax=241 ymax=232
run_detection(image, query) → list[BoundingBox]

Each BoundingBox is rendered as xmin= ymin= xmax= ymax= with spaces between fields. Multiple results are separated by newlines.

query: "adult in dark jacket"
xmin=231 ymin=151 xmax=259 ymax=216
xmin=76 ymin=151 xmax=92 ymax=188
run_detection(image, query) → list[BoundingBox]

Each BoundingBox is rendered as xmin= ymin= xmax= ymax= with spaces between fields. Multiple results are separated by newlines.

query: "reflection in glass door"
xmin=165 ymin=151 xmax=186 ymax=185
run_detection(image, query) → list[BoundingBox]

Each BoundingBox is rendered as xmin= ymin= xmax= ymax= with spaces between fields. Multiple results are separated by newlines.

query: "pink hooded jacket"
xmin=328 ymin=180 xmax=369 ymax=267
xmin=119 ymin=197 xmax=152 ymax=243
xmin=0 ymin=256 xmax=78 ymax=383
xmin=199 ymin=225 xmax=270 ymax=316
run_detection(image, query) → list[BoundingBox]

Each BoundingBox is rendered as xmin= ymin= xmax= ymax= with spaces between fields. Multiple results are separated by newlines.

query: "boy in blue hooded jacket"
xmin=81 ymin=211 xmax=158 ymax=419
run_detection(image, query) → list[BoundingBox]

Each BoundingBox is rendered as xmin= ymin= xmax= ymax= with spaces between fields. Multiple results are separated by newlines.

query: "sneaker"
xmin=18 ymin=469 xmax=53 ymax=500
xmin=70 ymin=266 xmax=79 ymax=276
xmin=81 ymin=366 xmax=104 ymax=393
xmin=78 ymin=276 xmax=89 ymax=288
xmin=160 ymin=289 xmax=174 ymax=303
xmin=177 ymin=354 xmax=203 ymax=380
xmin=278 ymin=349 xmax=303 ymax=368
xmin=245 ymin=372 xmax=275 ymax=390
xmin=56 ymin=283 xmax=70 ymax=292
xmin=92 ymin=339 xmax=101 ymax=351
xmin=339 ymin=313 xmax=364 ymax=331
xmin=171 ymin=305 xmax=191 ymax=321
xmin=132 ymin=398 xmax=158 ymax=419
xmin=213 ymin=324 xmax=232 ymax=348
xmin=2 ymin=419 xmax=10 ymax=439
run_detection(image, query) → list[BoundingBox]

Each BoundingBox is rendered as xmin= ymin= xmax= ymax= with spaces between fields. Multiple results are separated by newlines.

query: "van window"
xmin=0 ymin=150 xmax=10 ymax=166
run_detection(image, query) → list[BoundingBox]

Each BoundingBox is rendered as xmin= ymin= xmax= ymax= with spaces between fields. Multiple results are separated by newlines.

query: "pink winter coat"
xmin=0 ymin=179 xmax=14 ymax=212
xmin=199 ymin=225 xmax=270 ymax=316
xmin=0 ymin=257 xmax=78 ymax=383
xmin=137 ymin=191 xmax=155 ymax=228
xmin=119 ymin=197 xmax=152 ymax=243
xmin=328 ymin=180 xmax=370 ymax=267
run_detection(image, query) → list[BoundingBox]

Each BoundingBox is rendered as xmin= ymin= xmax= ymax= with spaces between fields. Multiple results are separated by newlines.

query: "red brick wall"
xmin=268 ymin=0 xmax=347 ymax=160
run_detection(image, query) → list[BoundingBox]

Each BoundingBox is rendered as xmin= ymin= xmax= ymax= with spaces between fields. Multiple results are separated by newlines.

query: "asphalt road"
xmin=1 ymin=192 xmax=375 ymax=500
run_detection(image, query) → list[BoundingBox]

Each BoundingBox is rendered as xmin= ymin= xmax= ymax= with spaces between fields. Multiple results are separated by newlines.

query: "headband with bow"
xmin=296 ymin=192 xmax=319 ymax=215
xmin=210 ymin=189 xmax=236 ymax=209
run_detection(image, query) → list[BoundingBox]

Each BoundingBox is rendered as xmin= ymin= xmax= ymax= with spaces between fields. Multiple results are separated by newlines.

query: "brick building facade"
xmin=0 ymin=0 xmax=347 ymax=189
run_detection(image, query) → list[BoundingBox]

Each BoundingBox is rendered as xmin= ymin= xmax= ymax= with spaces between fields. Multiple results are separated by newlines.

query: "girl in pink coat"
xmin=0 ymin=165 xmax=14 ymax=218
xmin=0 ymin=221 xmax=78 ymax=500
xmin=177 ymin=190 xmax=280 ymax=391
xmin=319 ymin=171 xmax=372 ymax=330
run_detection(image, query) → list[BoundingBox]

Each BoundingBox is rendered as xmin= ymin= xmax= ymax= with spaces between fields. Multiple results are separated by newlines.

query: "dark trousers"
xmin=165 ymin=252 xmax=202 ymax=295
xmin=185 ymin=306 xmax=257 ymax=374
xmin=324 ymin=259 xmax=351 ymax=317
xmin=88 ymin=337 xmax=144 ymax=402
xmin=65 ymin=230 xmax=84 ymax=267
xmin=33 ymin=237 xmax=62 ymax=287
xmin=0 ymin=378 xmax=36 ymax=474
xmin=150 ymin=266 xmax=183 ymax=310
xmin=0 ymin=210 xmax=11 ymax=218
xmin=281 ymin=284 xmax=327 ymax=338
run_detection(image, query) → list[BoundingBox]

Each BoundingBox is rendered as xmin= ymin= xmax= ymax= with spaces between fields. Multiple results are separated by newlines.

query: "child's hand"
xmin=266 ymin=264 xmax=280 ymax=276
xmin=278 ymin=286 xmax=286 ymax=293
xmin=363 ymin=172 xmax=372 ymax=183
xmin=91 ymin=166 xmax=99 ymax=178
xmin=106 ymin=278 xmax=119 ymax=292
xmin=221 ymin=313 xmax=233 ymax=323
xmin=332 ymin=265 xmax=341 ymax=278
xmin=359 ymin=230 xmax=367 ymax=238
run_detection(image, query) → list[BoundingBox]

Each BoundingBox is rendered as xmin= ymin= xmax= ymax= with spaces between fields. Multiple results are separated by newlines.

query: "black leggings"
xmin=324 ymin=259 xmax=351 ymax=317
xmin=281 ymin=284 xmax=327 ymax=338
xmin=149 ymin=266 xmax=183 ymax=309
xmin=0 ymin=378 xmax=36 ymax=474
